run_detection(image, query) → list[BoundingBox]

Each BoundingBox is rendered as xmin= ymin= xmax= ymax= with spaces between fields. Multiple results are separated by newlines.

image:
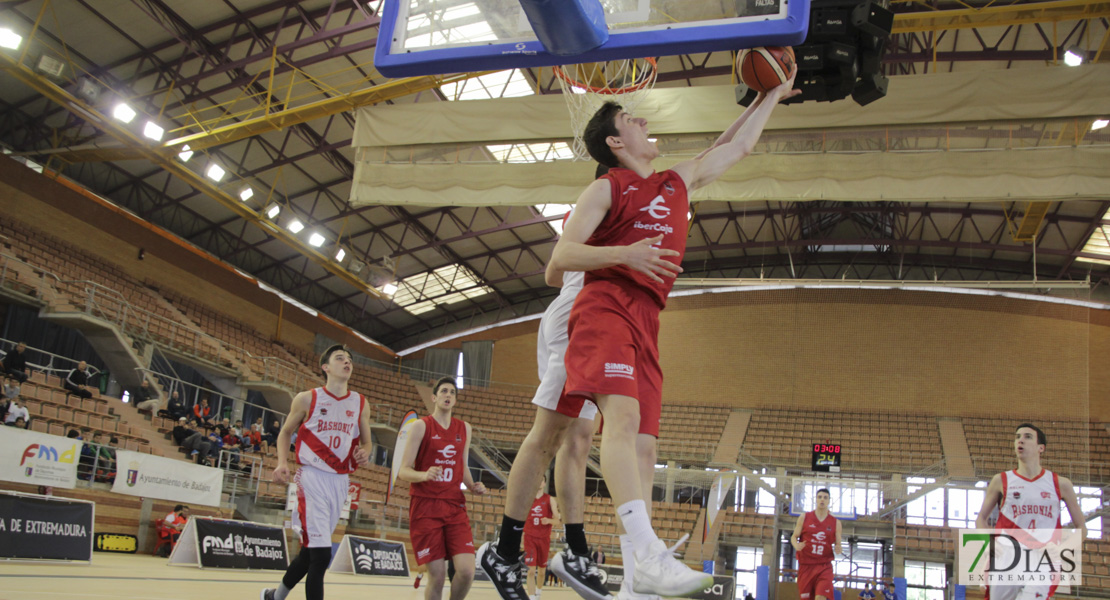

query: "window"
xmin=534 ymin=203 xmax=572 ymax=234
xmin=946 ymin=487 xmax=985 ymax=529
xmin=487 ymin=142 xmax=575 ymax=164
xmin=906 ymin=478 xmax=944 ymax=527
xmin=905 ymin=560 xmax=945 ymax=600
xmin=1071 ymin=485 xmax=1103 ymax=539
xmin=455 ymin=352 xmax=465 ymax=390
xmin=441 ymin=69 xmax=534 ymax=101
xmin=734 ymin=546 xmax=764 ymax=598
xmin=391 ymin=264 xmax=494 ymax=315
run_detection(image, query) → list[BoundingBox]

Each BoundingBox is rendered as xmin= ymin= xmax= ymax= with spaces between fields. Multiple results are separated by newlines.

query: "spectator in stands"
xmin=95 ymin=436 xmax=118 ymax=482
xmin=3 ymin=397 xmax=29 ymax=426
xmin=216 ymin=416 xmax=231 ymax=438
xmin=860 ymin=582 xmax=876 ymax=600
xmin=159 ymin=504 xmax=189 ymax=555
xmin=174 ymin=417 xmax=217 ymax=466
xmin=882 ymin=582 xmax=896 ymax=600
xmin=3 ymin=377 xmax=20 ymax=401
xmin=67 ymin=428 xmax=80 ymax=439
xmin=2 ymin=342 xmax=29 ymax=383
xmin=79 ymin=431 xmax=102 ymax=480
xmin=64 ymin=361 xmax=94 ymax=400
xmin=745 ymin=592 xmax=755 ymax=600
xmin=248 ymin=423 xmax=266 ymax=454
xmin=222 ymin=429 xmax=242 ymax=467
xmin=591 ymin=546 xmax=605 ymax=565
xmin=264 ymin=418 xmax=281 ymax=448
xmin=12 ymin=416 xmax=26 ymax=429
xmin=193 ymin=395 xmax=213 ymax=425
xmin=161 ymin=390 xmax=185 ymax=420
xmin=134 ymin=379 xmax=159 ymax=413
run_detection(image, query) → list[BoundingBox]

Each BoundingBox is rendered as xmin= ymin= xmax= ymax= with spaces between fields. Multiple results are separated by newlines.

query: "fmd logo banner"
xmin=957 ymin=528 xmax=1083 ymax=587
xmin=0 ymin=428 xmax=81 ymax=488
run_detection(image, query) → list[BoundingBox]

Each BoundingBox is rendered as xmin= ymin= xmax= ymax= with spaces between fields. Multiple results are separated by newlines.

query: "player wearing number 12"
xmin=400 ymin=376 xmax=488 ymax=600
xmin=791 ymin=488 xmax=844 ymax=600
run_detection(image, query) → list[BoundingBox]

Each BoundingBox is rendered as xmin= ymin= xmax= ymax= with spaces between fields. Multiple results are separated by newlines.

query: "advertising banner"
xmin=0 ymin=427 xmax=82 ymax=489
xmin=111 ymin=450 xmax=224 ymax=507
xmin=329 ymin=534 xmax=410 ymax=576
xmin=169 ymin=516 xmax=288 ymax=570
xmin=0 ymin=491 xmax=94 ymax=561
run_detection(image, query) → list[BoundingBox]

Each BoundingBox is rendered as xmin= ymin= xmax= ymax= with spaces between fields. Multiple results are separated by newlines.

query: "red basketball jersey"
xmin=586 ymin=168 xmax=689 ymax=309
xmin=524 ymin=493 xmax=553 ymax=539
xmin=411 ymin=415 xmax=467 ymax=503
xmin=797 ymin=511 xmax=837 ymax=565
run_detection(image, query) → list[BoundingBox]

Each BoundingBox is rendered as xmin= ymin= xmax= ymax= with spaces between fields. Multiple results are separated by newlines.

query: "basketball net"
xmin=553 ymin=57 xmax=658 ymax=161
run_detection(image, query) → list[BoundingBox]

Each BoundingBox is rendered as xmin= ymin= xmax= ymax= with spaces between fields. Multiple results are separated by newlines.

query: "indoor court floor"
xmin=0 ymin=553 xmax=575 ymax=600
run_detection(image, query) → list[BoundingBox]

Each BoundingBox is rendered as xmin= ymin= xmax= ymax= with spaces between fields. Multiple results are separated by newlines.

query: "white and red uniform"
xmin=558 ymin=168 xmax=689 ymax=437
xmin=987 ymin=469 xmax=1062 ymax=600
xmin=796 ymin=511 xmax=837 ymax=600
xmin=292 ymin=387 xmax=364 ymax=547
xmin=533 ymin=212 xmax=595 ymax=420
xmin=524 ymin=493 xmax=554 ymax=567
xmin=409 ymin=416 xmax=474 ymax=565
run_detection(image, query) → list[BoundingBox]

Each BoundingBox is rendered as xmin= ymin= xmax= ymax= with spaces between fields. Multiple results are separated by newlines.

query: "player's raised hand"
xmin=353 ymin=447 xmax=370 ymax=467
xmin=623 ymin=235 xmax=682 ymax=284
xmin=272 ymin=464 xmax=290 ymax=485
xmin=769 ymin=69 xmax=801 ymax=103
xmin=423 ymin=466 xmax=443 ymax=482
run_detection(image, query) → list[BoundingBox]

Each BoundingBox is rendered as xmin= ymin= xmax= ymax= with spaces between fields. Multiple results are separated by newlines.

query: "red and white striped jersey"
xmin=295 ymin=387 xmax=364 ymax=474
xmin=997 ymin=468 xmax=1061 ymax=540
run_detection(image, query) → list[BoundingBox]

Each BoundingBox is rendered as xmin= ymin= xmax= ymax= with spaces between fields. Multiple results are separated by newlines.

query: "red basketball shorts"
xmin=559 ymin=281 xmax=662 ymax=437
xmin=409 ymin=497 xmax=474 ymax=565
xmin=524 ymin=535 xmax=551 ymax=567
xmin=797 ymin=562 xmax=834 ymax=600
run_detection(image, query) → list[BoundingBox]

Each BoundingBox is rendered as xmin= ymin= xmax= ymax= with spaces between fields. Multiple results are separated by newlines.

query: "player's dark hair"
xmin=584 ymin=102 xmax=623 ymax=169
xmin=174 ymin=504 xmax=184 ymax=512
xmin=1015 ymin=422 xmax=1047 ymax=446
xmin=595 ymin=163 xmax=610 ymax=179
xmin=319 ymin=344 xmax=350 ymax=379
xmin=816 ymin=488 xmax=831 ymax=497
xmin=433 ymin=376 xmax=457 ymax=396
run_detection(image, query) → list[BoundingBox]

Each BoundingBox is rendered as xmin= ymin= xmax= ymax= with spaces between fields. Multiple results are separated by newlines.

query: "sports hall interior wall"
xmin=491 ymin=288 xmax=1106 ymax=421
xmin=0 ymin=156 xmax=393 ymax=364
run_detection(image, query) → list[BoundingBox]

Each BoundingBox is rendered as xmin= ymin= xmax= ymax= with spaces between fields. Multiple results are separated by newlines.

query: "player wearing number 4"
xmin=261 ymin=345 xmax=373 ymax=600
xmin=791 ymin=488 xmax=844 ymax=600
xmin=400 ymin=376 xmax=488 ymax=600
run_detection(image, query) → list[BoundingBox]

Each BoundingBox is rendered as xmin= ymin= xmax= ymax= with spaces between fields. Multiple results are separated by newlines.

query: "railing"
xmin=0 ymin=336 xmax=103 ymax=382
xmin=136 ymin=366 xmax=287 ymax=428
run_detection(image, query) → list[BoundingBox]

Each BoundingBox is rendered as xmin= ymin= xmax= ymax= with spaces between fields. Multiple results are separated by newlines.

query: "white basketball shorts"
xmin=533 ymin=290 xmax=597 ymax=420
xmin=292 ymin=466 xmax=348 ymax=548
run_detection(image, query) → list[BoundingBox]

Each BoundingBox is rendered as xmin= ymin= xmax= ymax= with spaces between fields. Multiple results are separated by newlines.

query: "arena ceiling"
xmin=0 ymin=0 xmax=1108 ymax=351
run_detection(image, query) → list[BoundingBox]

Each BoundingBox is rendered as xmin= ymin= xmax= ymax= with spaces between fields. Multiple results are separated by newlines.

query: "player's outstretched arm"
xmin=692 ymin=93 xmax=767 ymax=160
xmin=790 ymin=514 xmax=806 ymax=552
xmin=273 ymin=391 xmax=311 ymax=484
xmin=1058 ymin=476 xmax=1088 ymax=539
xmin=352 ymin=396 xmax=373 ymax=468
xmin=835 ymin=519 xmax=846 ymax=557
xmin=461 ymin=422 xmax=486 ymax=495
xmin=545 ymin=496 xmax=562 ymax=527
xmin=974 ymin=474 xmax=1003 ymax=529
xmin=397 ymin=420 xmax=439 ymax=483
xmin=671 ymin=73 xmax=800 ymax=192
xmin=546 ymin=179 xmax=681 ymax=286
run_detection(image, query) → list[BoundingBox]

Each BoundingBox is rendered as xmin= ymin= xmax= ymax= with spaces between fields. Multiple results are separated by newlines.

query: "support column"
xmin=665 ymin=460 xmax=677 ymax=503
xmin=137 ymin=497 xmax=154 ymax=553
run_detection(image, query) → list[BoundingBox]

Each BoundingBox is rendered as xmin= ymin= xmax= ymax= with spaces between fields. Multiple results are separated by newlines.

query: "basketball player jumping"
xmin=791 ymin=488 xmax=844 ymax=600
xmin=481 ymin=73 xmax=799 ymax=600
xmin=974 ymin=423 xmax=1087 ymax=600
xmin=261 ymin=345 xmax=372 ymax=600
xmin=399 ymin=376 xmax=487 ymax=600
xmin=525 ymin=472 xmax=562 ymax=600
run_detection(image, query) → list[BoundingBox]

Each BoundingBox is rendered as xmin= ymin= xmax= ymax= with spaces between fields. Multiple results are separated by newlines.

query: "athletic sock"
xmin=619 ymin=535 xmax=636 ymax=588
xmin=615 ymin=500 xmax=659 ymax=561
xmin=497 ymin=515 xmax=526 ymax=562
xmin=273 ymin=583 xmax=292 ymax=600
xmin=565 ymin=523 xmax=589 ymax=556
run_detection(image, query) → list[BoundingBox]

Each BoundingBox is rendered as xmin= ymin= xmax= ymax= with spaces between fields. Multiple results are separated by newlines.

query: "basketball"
xmin=737 ymin=46 xmax=796 ymax=93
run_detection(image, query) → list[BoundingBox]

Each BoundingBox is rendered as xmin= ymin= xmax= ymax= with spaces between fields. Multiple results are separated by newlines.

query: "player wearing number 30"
xmin=791 ymin=488 xmax=844 ymax=600
xmin=400 ymin=376 xmax=488 ymax=600
xmin=262 ymin=345 xmax=373 ymax=600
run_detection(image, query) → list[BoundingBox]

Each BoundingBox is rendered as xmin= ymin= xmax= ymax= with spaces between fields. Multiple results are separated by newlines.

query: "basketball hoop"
xmin=553 ymin=57 xmax=658 ymax=160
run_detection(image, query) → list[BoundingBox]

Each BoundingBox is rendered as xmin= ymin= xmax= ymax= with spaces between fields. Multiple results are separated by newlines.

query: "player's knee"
xmin=452 ymin=561 xmax=475 ymax=583
xmin=307 ymin=546 xmax=332 ymax=567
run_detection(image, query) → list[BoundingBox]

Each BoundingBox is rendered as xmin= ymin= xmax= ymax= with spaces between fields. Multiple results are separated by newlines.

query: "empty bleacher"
xmin=963 ymin=416 xmax=1109 ymax=484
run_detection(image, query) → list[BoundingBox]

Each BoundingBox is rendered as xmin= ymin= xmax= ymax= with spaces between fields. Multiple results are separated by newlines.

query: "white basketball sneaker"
xmin=631 ymin=535 xmax=712 ymax=598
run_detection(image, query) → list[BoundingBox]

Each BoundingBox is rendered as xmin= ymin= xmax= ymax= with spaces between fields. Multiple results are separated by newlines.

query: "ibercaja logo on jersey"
xmin=957 ymin=528 xmax=1083 ymax=586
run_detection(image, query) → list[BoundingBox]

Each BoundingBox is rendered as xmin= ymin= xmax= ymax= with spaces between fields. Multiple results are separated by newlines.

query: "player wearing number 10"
xmin=400 ymin=376 xmax=488 ymax=600
xmin=791 ymin=488 xmax=844 ymax=600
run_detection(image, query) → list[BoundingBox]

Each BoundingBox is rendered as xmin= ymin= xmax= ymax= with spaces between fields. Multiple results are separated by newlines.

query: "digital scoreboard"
xmin=811 ymin=443 xmax=842 ymax=473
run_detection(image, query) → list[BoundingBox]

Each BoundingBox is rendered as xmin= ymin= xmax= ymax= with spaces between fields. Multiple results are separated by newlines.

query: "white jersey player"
xmin=262 ymin=345 xmax=373 ymax=600
xmin=974 ymin=423 xmax=1087 ymax=600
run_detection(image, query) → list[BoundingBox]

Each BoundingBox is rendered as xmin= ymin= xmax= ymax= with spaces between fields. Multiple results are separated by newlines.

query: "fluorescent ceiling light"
xmin=335 ymin=248 xmax=346 ymax=261
xmin=288 ymin=220 xmax=304 ymax=234
xmin=1092 ymin=119 xmax=1108 ymax=131
xmin=308 ymin=232 xmax=325 ymax=247
xmin=1063 ymin=48 xmax=1084 ymax=66
xmin=112 ymin=103 xmax=137 ymax=123
xmin=382 ymin=283 xmax=398 ymax=296
xmin=177 ymin=144 xmax=193 ymax=162
xmin=205 ymin=163 xmax=225 ymax=182
xmin=142 ymin=121 xmax=163 ymax=141
xmin=239 ymin=187 xmax=253 ymax=201
xmin=0 ymin=28 xmax=22 ymax=50
xmin=265 ymin=204 xmax=281 ymax=219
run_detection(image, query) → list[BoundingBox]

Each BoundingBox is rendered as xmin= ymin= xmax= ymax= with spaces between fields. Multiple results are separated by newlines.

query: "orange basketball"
xmin=737 ymin=46 xmax=796 ymax=93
